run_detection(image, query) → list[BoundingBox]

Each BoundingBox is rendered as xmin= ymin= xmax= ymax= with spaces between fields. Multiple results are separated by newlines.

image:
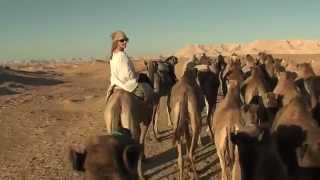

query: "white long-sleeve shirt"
xmin=110 ymin=51 xmax=138 ymax=92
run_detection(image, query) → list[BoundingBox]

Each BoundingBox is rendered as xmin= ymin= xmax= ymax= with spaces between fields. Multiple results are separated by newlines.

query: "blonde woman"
xmin=106 ymin=31 xmax=153 ymax=103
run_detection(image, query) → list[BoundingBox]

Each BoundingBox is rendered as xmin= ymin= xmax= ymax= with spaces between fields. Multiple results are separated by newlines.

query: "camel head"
xmin=144 ymin=57 xmax=178 ymax=96
xmin=223 ymin=58 xmax=242 ymax=77
xmin=257 ymin=52 xmax=269 ymax=64
xmin=164 ymin=56 xmax=178 ymax=66
xmin=217 ymin=54 xmax=227 ymax=71
xmin=276 ymin=71 xmax=297 ymax=82
xmin=296 ymin=63 xmax=316 ymax=79
xmin=207 ymin=57 xmax=223 ymax=74
xmin=231 ymin=125 xmax=268 ymax=146
xmin=70 ymin=134 xmax=141 ymax=180
xmin=241 ymin=104 xmax=260 ymax=125
xmin=245 ymin=54 xmax=258 ymax=65
xmin=144 ymin=60 xmax=158 ymax=83
xmin=261 ymin=92 xmax=280 ymax=109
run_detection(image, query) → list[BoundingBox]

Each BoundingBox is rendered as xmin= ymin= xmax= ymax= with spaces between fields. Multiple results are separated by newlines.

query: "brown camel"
xmin=240 ymin=54 xmax=258 ymax=74
xmin=69 ymin=132 xmax=141 ymax=180
xmin=168 ymin=66 xmax=203 ymax=180
xmin=197 ymin=56 xmax=221 ymax=139
xmin=294 ymin=62 xmax=320 ymax=125
xmin=222 ymin=57 xmax=244 ymax=82
xmin=273 ymin=71 xmax=301 ymax=106
xmin=104 ymin=89 xmax=155 ymax=180
xmin=271 ymin=96 xmax=320 ymax=179
xmin=240 ymin=66 xmax=269 ymax=104
xmin=212 ymin=80 xmax=259 ymax=180
xmin=144 ymin=56 xmax=178 ymax=140
xmin=231 ymin=126 xmax=288 ymax=180
xmin=296 ymin=63 xmax=316 ymax=80
xmin=258 ymin=53 xmax=285 ymax=90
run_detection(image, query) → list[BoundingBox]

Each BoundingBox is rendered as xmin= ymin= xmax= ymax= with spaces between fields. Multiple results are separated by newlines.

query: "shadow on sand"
xmin=144 ymin=135 xmax=220 ymax=179
xmin=0 ymin=66 xmax=64 ymax=95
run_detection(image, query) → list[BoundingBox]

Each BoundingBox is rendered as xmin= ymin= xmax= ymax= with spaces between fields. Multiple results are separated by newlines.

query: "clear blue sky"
xmin=0 ymin=0 xmax=319 ymax=60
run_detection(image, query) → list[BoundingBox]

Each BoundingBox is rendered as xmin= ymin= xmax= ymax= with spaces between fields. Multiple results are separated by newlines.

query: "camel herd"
xmin=69 ymin=53 xmax=320 ymax=180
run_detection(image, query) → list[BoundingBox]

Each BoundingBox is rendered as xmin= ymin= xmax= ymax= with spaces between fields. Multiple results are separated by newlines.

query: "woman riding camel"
xmin=106 ymin=31 xmax=153 ymax=103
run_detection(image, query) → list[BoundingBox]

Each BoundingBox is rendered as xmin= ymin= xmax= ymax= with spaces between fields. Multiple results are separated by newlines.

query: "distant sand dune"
xmin=175 ymin=40 xmax=320 ymax=58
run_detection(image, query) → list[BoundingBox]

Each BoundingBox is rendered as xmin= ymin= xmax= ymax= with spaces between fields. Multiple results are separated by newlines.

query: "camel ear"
xmin=69 ymin=145 xmax=87 ymax=171
xmin=173 ymin=57 xmax=178 ymax=65
xmin=123 ymin=144 xmax=142 ymax=175
xmin=168 ymin=56 xmax=178 ymax=65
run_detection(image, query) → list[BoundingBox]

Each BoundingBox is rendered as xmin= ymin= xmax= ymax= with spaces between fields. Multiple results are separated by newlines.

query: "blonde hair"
xmin=109 ymin=31 xmax=128 ymax=59
xmin=109 ymin=40 xmax=118 ymax=59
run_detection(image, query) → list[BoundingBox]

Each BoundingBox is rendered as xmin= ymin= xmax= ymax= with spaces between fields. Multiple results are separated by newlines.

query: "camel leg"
xmin=137 ymin=147 xmax=146 ymax=180
xmin=166 ymin=93 xmax=174 ymax=127
xmin=216 ymin=148 xmax=227 ymax=180
xmin=185 ymin=127 xmax=191 ymax=149
xmin=166 ymin=104 xmax=173 ymax=127
xmin=189 ymin=134 xmax=199 ymax=180
xmin=139 ymin=123 xmax=149 ymax=161
xmin=152 ymin=102 xmax=161 ymax=141
xmin=177 ymin=141 xmax=184 ymax=180
xmin=206 ymin=104 xmax=215 ymax=140
xmin=215 ymin=128 xmax=231 ymax=180
xmin=137 ymin=123 xmax=149 ymax=180
xmin=104 ymin=102 xmax=120 ymax=135
xmin=188 ymin=109 xmax=200 ymax=180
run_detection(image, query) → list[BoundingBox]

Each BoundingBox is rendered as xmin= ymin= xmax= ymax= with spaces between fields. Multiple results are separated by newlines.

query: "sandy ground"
xmin=1 ymin=54 xmax=319 ymax=180
xmin=0 ymin=60 xmax=220 ymax=180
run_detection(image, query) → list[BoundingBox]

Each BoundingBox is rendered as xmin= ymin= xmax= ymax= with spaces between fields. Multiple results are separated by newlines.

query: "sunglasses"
xmin=119 ymin=38 xmax=129 ymax=43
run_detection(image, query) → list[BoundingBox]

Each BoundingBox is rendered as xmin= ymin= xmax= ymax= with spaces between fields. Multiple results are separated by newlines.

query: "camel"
xmin=303 ymin=76 xmax=320 ymax=125
xmin=104 ymin=56 xmax=177 ymax=178
xmin=240 ymin=66 xmax=269 ymax=104
xmin=231 ymin=126 xmax=288 ymax=180
xmin=220 ymin=57 xmax=245 ymax=95
xmin=257 ymin=92 xmax=281 ymax=125
xmin=212 ymin=80 xmax=260 ymax=180
xmin=216 ymin=55 xmax=227 ymax=95
xmin=240 ymin=64 xmax=280 ymax=124
xmin=293 ymin=62 xmax=320 ymax=124
xmin=144 ymin=56 xmax=178 ymax=140
xmin=296 ymin=63 xmax=316 ymax=80
xmin=258 ymin=53 xmax=285 ymax=90
xmin=104 ymin=88 xmax=155 ymax=179
xmin=197 ymin=56 xmax=222 ymax=139
xmin=168 ymin=64 xmax=204 ymax=180
xmin=273 ymin=71 xmax=301 ymax=106
xmin=241 ymin=54 xmax=258 ymax=74
xmin=69 ymin=132 xmax=141 ymax=180
xmin=271 ymin=96 xmax=320 ymax=178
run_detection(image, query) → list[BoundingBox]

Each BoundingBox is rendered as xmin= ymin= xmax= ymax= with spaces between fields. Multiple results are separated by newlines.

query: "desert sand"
xmin=1 ymin=52 xmax=320 ymax=180
xmin=0 ymin=59 xmax=220 ymax=180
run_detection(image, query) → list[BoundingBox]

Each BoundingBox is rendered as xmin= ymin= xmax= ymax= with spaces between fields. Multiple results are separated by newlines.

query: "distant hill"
xmin=175 ymin=40 xmax=320 ymax=58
